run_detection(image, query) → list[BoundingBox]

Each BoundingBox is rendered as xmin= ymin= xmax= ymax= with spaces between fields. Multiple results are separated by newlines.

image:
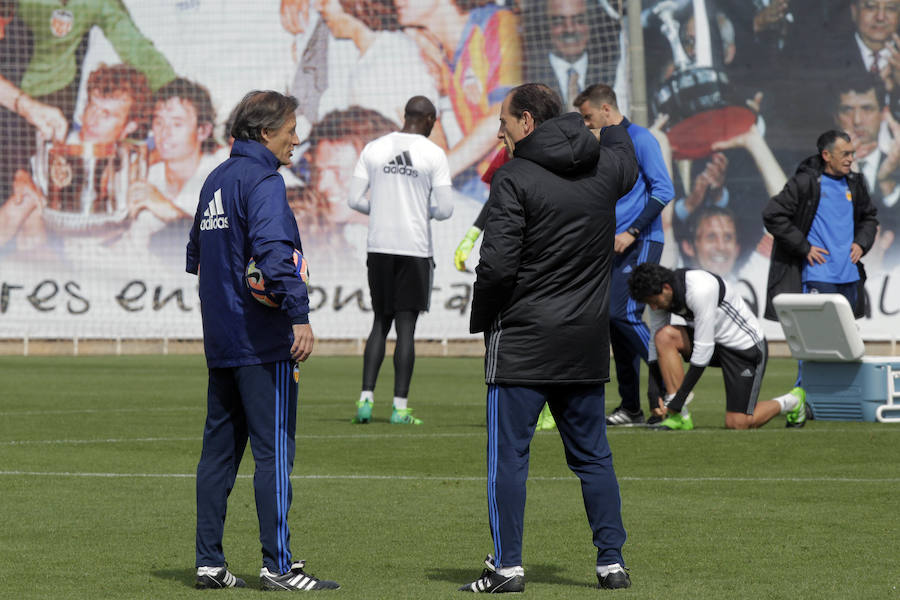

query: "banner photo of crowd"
xmin=1 ymin=0 xmax=899 ymax=341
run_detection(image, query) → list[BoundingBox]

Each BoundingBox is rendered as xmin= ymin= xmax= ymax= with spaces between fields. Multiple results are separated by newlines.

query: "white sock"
xmin=773 ymin=391 xmax=799 ymax=414
xmin=359 ymin=390 xmax=373 ymax=404
xmin=496 ymin=565 xmax=524 ymax=577
xmin=393 ymin=396 xmax=407 ymax=410
xmin=597 ymin=563 xmax=624 ymax=577
xmin=664 ymin=393 xmax=691 ymax=418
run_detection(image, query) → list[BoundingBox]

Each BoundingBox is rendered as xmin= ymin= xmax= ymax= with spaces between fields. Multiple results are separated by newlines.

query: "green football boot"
xmin=785 ymin=387 xmax=807 ymax=428
xmin=658 ymin=411 xmax=694 ymax=431
xmin=390 ymin=407 xmax=422 ymax=425
xmin=352 ymin=399 xmax=373 ymax=424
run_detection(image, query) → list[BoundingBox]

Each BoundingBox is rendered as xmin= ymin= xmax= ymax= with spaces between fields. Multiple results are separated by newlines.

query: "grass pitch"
xmin=0 ymin=354 xmax=897 ymax=599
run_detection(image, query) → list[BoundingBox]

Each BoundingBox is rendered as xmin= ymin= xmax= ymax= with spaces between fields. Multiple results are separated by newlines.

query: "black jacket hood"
xmin=512 ymin=112 xmax=600 ymax=176
xmin=797 ymin=154 xmax=825 ymax=176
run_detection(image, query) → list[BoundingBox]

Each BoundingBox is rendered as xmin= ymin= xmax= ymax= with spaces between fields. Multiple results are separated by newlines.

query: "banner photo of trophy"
xmin=642 ymin=0 xmax=756 ymax=159
xmin=32 ymin=134 xmax=148 ymax=234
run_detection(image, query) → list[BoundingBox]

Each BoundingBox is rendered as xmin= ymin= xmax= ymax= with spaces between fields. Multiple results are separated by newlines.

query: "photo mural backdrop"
xmin=1 ymin=0 xmax=898 ymax=341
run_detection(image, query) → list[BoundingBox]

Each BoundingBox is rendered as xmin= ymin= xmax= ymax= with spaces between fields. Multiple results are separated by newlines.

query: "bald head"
xmin=403 ymin=96 xmax=437 ymax=136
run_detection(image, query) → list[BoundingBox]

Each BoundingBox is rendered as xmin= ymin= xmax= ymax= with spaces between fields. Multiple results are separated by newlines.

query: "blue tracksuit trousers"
xmin=610 ymin=240 xmax=663 ymax=413
xmin=196 ymin=360 xmax=298 ymax=574
xmin=486 ymin=383 xmax=626 ymax=569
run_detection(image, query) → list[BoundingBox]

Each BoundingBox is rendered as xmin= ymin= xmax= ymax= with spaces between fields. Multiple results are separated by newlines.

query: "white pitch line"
xmin=0 ymin=433 xmax=486 ymax=446
xmin=1 ymin=426 xmax=898 ymax=447
xmin=0 ymin=407 xmax=201 ymax=416
xmin=0 ymin=403 xmax=490 ymax=417
xmin=0 ymin=470 xmax=897 ymax=484
xmin=1 ymin=437 xmax=199 ymax=446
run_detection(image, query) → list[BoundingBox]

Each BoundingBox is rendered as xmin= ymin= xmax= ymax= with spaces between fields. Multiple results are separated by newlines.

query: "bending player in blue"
xmin=575 ymin=83 xmax=675 ymax=427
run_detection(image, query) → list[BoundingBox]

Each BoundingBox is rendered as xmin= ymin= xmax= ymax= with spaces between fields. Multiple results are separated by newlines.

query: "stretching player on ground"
xmin=349 ymin=96 xmax=454 ymax=425
xmin=628 ymin=263 xmax=807 ymax=430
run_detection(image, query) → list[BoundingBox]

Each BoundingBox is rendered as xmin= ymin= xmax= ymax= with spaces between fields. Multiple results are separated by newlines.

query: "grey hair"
xmin=229 ymin=91 xmax=299 ymax=143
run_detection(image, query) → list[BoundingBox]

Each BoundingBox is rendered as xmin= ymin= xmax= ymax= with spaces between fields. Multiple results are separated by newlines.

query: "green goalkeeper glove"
xmin=454 ymin=226 xmax=482 ymax=271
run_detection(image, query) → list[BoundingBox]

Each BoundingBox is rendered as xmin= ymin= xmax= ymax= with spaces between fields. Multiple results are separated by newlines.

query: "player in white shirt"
xmin=628 ymin=263 xmax=807 ymax=430
xmin=347 ymin=96 xmax=454 ymax=425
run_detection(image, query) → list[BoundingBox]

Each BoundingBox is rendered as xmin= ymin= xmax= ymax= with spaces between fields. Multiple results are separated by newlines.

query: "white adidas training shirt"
xmin=349 ymin=131 xmax=453 ymax=258
xmin=648 ymin=270 xmax=764 ymax=367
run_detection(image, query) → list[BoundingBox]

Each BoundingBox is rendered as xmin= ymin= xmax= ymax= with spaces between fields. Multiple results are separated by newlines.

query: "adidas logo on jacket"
xmin=201 ymin=190 xmax=230 ymax=230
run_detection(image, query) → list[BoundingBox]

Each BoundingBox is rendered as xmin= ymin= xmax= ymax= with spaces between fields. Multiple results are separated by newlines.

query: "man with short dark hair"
xmin=628 ymin=262 xmax=806 ymax=430
xmin=574 ymin=82 xmax=674 ymax=428
xmin=459 ymin=83 xmax=638 ymax=593
xmin=763 ymin=128 xmax=879 ymax=416
xmin=187 ymin=90 xmax=339 ymax=592
xmin=348 ymin=95 xmax=454 ymax=425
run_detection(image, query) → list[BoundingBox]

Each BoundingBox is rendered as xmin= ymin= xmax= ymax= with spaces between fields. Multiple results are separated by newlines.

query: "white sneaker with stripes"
xmin=195 ymin=565 xmax=246 ymax=589
xmin=260 ymin=561 xmax=340 ymax=591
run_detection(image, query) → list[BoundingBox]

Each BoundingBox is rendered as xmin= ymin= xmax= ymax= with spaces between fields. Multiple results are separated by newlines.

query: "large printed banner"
xmin=1 ymin=0 xmax=899 ymax=341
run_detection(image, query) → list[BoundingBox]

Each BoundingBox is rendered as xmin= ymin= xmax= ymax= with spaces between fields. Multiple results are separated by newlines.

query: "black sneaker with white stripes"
xmin=597 ymin=568 xmax=631 ymax=590
xmin=260 ymin=561 xmax=340 ymax=591
xmin=605 ymin=407 xmax=646 ymax=427
xmin=458 ymin=555 xmax=524 ymax=593
xmin=195 ymin=565 xmax=246 ymax=589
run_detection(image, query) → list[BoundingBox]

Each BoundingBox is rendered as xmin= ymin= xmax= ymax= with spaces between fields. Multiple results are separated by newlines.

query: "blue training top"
xmin=803 ymin=173 xmax=859 ymax=284
xmin=615 ymin=118 xmax=674 ymax=243
xmin=186 ymin=139 xmax=310 ymax=368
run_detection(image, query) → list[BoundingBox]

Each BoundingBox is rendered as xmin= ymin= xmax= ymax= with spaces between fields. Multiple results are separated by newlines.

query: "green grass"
xmin=0 ymin=355 xmax=898 ymax=599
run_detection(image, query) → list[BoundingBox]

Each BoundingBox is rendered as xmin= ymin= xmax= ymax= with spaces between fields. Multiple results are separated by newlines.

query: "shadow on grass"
xmin=150 ymin=569 xmax=197 ymax=588
xmin=316 ymin=418 xmax=485 ymax=429
xmin=425 ymin=563 xmax=591 ymax=588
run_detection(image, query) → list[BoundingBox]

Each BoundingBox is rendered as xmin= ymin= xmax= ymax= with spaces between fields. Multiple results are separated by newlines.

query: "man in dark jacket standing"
xmin=459 ymin=83 xmax=638 ymax=593
xmin=187 ymin=90 xmax=338 ymax=591
xmin=762 ymin=129 xmax=878 ymax=417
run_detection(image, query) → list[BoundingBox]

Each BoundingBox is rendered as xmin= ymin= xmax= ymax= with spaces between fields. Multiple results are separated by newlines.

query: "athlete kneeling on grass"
xmin=627 ymin=263 xmax=807 ymax=430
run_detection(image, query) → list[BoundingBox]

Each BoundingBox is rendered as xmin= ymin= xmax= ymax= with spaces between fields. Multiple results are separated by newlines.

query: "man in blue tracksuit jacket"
xmin=186 ymin=90 xmax=338 ymax=591
xmin=575 ymin=83 xmax=675 ymax=427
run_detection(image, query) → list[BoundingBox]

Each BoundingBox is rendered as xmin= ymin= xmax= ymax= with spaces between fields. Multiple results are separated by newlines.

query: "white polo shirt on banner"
xmin=352 ymin=132 xmax=452 ymax=258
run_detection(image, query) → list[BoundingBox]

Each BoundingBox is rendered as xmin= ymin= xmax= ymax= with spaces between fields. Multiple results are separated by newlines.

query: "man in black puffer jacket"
xmin=459 ymin=83 xmax=638 ymax=594
xmin=763 ymin=130 xmax=878 ymax=322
